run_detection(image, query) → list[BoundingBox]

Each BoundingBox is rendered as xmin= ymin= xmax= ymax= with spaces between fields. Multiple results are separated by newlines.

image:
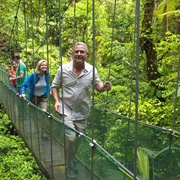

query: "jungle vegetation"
xmin=0 ymin=0 xmax=180 ymax=179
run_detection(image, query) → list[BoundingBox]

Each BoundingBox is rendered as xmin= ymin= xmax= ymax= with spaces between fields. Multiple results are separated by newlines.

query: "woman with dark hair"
xmin=8 ymin=60 xmax=17 ymax=91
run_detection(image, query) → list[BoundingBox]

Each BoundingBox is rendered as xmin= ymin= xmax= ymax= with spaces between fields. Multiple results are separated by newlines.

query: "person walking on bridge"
xmin=13 ymin=54 xmax=27 ymax=93
xmin=8 ymin=60 xmax=17 ymax=91
xmin=20 ymin=60 xmax=51 ymax=139
xmin=21 ymin=60 xmax=51 ymax=111
xmin=51 ymin=42 xmax=111 ymax=178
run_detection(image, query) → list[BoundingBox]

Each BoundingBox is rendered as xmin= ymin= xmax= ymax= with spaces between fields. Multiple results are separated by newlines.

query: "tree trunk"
xmin=141 ymin=0 xmax=161 ymax=81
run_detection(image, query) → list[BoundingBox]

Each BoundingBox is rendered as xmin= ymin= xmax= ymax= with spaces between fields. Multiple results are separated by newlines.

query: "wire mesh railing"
xmin=87 ymin=108 xmax=180 ymax=180
xmin=0 ymin=67 xmax=135 ymax=180
xmin=0 ymin=67 xmax=180 ymax=180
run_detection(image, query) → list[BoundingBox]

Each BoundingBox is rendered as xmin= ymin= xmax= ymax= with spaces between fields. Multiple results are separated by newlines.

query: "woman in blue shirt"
xmin=21 ymin=60 xmax=51 ymax=111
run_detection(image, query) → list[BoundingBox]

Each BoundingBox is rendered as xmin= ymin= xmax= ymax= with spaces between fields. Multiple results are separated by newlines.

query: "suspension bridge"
xmin=0 ymin=65 xmax=180 ymax=180
xmin=1 ymin=0 xmax=180 ymax=179
xmin=0 ymin=67 xmax=137 ymax=180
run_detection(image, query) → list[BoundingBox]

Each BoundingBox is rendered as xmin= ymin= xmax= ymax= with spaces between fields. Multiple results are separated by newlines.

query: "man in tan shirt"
xmin=52 ymin=42 xmax=111 ymax=178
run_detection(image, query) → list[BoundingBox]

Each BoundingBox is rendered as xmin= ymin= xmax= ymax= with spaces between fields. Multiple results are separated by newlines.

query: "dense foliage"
xmin=0 ymin=104 xmax=47 ymax=179
xmin=0 ymin=0 xmax=180 ymax=178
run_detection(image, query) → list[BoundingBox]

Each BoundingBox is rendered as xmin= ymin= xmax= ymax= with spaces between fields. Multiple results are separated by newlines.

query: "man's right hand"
xmin=54 ymin=101 xmax=60 ymax=113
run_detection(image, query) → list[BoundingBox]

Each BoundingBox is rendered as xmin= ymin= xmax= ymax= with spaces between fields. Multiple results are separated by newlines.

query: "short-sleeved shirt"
xmin=52 ymin=61 xmax=103 ymax=120
xmin=34 ymin=75 xmax=46 ymax=96
xmin=16 ymin=60 xmax=27 ymax=87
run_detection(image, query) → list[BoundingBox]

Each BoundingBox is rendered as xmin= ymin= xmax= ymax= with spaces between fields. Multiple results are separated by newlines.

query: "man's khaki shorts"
xmin=60 ymin=115 xmax=87 ymax=141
